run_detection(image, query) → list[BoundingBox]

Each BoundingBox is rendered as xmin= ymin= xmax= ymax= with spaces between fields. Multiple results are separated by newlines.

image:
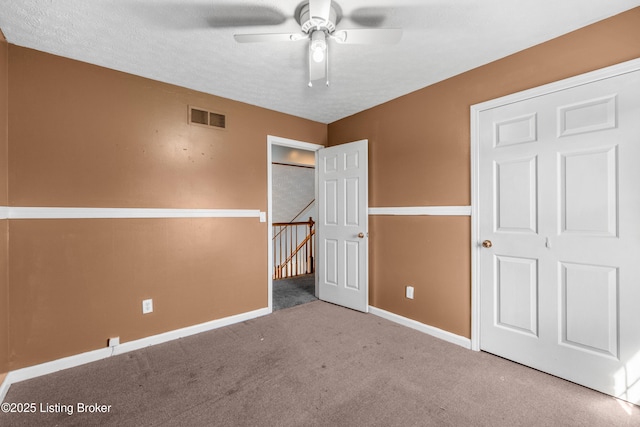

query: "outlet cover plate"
xmin=406 ymin=286 xmax=414 ymax=299
xmin=142 ymin=299 xmax=153 ymax=314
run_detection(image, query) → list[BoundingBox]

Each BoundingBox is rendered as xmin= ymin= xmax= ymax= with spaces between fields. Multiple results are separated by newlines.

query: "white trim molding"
xmin=266 ymin=135 xmax=323 ymax=313
xmin=368 ymin=206 xmax=471 ymax=216
xmin=369 ymin=306 xmax=471 ymax=350
xmin=267 ymin=135 xmax=323 ymax=152
xmin=0 ymin=207 xmax=263 ymax=220
xmin=469 ymin=57 xmax=640 ymax=353
xmin=0 ymin=307 xmax=270 ymax=403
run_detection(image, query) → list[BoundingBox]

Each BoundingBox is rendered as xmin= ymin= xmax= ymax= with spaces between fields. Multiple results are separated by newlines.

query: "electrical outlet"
xmin=142 ymin=299 xmax=153 ymax=314
xmin=108 ymin=337 xmax=120 ymax=347
xmin=406 ymin=286 xmax=414 ymax=299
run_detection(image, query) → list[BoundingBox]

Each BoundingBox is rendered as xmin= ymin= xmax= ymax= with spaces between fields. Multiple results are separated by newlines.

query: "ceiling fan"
xmin=233 ymin=0 xmax=403 ymax=87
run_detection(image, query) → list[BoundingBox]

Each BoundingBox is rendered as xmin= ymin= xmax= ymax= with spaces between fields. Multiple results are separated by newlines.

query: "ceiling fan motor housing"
xmin=299 ymin=3 xmax=338 ymax=34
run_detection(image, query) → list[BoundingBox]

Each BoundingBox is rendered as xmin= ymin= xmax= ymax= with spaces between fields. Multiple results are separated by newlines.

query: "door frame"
xmin=267 ymin=135 xmax=323 ymax=312
xmin=470 ymin=57 xmax=640 ymax=352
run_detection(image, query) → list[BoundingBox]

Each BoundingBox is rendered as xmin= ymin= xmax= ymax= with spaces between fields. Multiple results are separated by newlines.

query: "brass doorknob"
xmin=358 ymin=232 xmax=365 ymax=238
xmin=482 ymin=240 xmax=492 ymax=248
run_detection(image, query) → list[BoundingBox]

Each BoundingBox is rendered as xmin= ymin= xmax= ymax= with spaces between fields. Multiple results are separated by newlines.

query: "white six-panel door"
xmin=317 ymin=140 xmax=368 ymax=312
xmin=477 ymin=66 xmax=640 ymax=404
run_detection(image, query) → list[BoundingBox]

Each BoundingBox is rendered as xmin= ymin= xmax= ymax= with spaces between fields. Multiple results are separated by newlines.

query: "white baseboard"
xmin=0 ymin=306 xmax=270 ymax=403
xmin=369 ymin=306 xmax=471 ymax=350
xmin=0 ymin=374 xmax=13 ymax=404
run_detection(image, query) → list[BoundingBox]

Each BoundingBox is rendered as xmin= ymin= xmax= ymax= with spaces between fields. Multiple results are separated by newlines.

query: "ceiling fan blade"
xmin=121 ymin=2 xmax=289 ymax=30
xmin=332 ymin=28 xmax=403 ymax=45
xmin=207 ymin=5 xmax=288 ymax=28
xmin=234 ymin=33 xmax=306 ymax=43
xmin=309 ymin=0 xmax=332 ymax=24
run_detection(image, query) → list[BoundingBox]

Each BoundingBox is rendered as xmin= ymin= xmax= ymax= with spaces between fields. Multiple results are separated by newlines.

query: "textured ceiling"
xmin=1 ymin=0 xmax=639 ymax=124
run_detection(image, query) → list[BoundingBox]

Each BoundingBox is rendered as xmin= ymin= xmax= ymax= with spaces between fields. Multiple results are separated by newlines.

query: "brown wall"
xmin=6 ymin=46 xmax=326 ymax=370
xmin=329 ymin=8 xmax=640 ymax=338
xmin=3 ymin=8 xmax=640 ymax=373
xmin=8 ymin=47 xmax=326 ymax=209
xmin=0 ymin=30 xmax=8 ymax=375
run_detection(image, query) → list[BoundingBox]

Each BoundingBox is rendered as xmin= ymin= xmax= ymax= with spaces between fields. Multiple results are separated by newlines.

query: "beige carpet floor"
xmin=1 ymin=300 xmax=638 ymax=426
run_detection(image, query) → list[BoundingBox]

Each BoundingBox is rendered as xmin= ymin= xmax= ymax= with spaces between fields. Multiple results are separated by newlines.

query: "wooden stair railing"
xmin=273 ymin=217 xmax=315 ymax=280
xmin=274 ymin=229 xmax=315 ymax=280
xmin=272 ymin=199 xmax=315 ymax=242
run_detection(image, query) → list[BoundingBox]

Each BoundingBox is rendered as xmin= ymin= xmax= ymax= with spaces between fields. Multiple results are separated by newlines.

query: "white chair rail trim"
xmin=368 ymin=206 xmax=471 ymax=216
xmin=0 ymin=207 xmax=263 ymax=220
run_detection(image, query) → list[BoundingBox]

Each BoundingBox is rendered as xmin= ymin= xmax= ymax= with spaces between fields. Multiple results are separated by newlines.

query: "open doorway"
xmin=267 ymin=136 xmax=323 ymax=312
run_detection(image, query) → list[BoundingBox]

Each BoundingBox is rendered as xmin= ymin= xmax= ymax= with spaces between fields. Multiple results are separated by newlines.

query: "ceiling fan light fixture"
xmin=310 ymin=31 xmax=327 ymax=63
xmin=312 ymin=47 xmax=325 ymax=63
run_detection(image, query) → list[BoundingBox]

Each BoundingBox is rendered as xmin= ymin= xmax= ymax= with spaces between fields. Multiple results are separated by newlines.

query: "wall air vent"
xmin=189 ymin=106 xmax=226 ymax=130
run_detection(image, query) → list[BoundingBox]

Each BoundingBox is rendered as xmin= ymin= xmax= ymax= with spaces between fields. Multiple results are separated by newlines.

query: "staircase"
xmin=272 ymin=217 xmax=315 ymax=280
